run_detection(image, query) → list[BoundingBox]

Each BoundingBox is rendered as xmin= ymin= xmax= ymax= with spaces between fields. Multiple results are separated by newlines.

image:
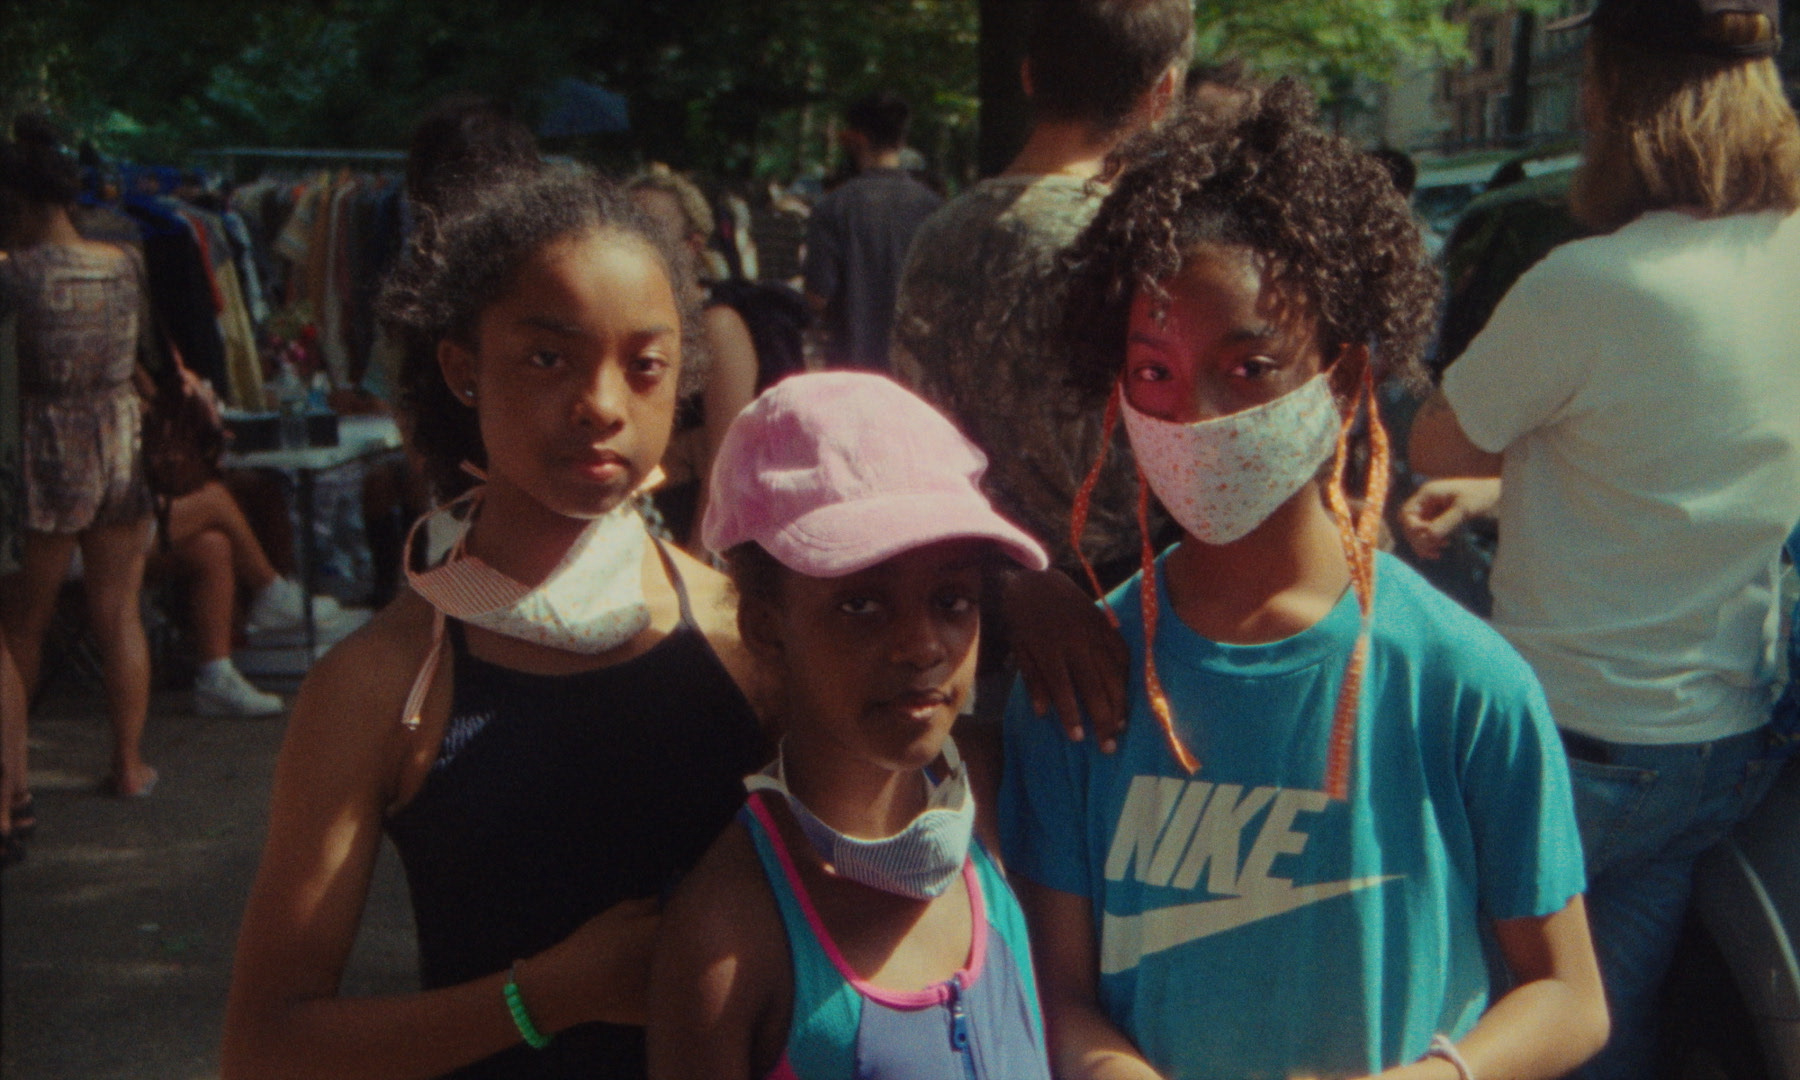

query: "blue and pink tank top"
xmin=740 ymin=792 xmax=1052 ymax=1080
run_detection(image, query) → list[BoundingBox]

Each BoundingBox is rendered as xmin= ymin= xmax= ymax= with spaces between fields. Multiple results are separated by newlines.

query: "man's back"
xmin=803 ymin=168 xmax=941 ymax=371
xmin=1444 ymin=207 xmax=1800 ymax=742
xmin=892 ymin=175 xmax=1140 ymax=573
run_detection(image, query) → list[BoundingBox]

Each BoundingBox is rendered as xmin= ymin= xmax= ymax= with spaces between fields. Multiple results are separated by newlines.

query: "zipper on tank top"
xmin=948 ymin=972 xmax=977 ymax=1077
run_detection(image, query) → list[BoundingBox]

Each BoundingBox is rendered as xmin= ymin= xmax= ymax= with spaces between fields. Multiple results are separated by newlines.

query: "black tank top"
xmin=385 ymin=551 xmax=763 ymax=1080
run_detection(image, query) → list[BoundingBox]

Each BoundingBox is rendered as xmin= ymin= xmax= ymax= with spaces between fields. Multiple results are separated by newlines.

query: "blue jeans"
xmin=1566 ymin=726 xmax=1781 ymax=1080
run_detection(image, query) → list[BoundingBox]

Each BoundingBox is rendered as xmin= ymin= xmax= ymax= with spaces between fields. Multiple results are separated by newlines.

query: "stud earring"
xmin=463 ymin=387 xmax=476 ymax=401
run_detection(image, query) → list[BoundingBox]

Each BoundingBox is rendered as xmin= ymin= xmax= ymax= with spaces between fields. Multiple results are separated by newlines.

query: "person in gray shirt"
xmin=802 ymin=92 xmax=941 ymax=372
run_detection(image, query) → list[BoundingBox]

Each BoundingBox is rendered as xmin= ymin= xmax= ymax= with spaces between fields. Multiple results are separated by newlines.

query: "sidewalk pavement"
xmin=2 ymin=681 xmax=417 ymax=1080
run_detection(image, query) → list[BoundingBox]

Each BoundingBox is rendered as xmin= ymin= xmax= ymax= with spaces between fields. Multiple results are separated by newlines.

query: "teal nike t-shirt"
xmin=1000 ymin=551 xmax=1585 ymax=1080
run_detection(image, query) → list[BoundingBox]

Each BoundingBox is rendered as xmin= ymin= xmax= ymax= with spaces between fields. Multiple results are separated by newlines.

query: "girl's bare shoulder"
xmin=283 ymin=592 xmax=441 ymax=753
xmin=664 ymin=544 xmax=768 ymax=698
xmin=653 ymin=819 xmax=792 ymax=1076
xmin=662 ymin=820 xmax=785 ymax=975
xmin=666 ymin=544 xmax=736 ymax=629
xmin=304 ymin=592 xmax=437 ymax=695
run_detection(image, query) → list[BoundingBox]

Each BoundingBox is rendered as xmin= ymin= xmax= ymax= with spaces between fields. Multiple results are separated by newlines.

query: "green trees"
xmin=4 ymin=0 xmax=1513 ymax=182
xmin=2 ymin=0 xmax=976 ymax=180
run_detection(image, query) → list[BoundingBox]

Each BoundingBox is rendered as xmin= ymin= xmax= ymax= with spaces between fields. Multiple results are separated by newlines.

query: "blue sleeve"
xmin=1000 ymin=675 xmax=1095 ymax=898
xmin=1456 ymin=653 xmax=1587 ymax=921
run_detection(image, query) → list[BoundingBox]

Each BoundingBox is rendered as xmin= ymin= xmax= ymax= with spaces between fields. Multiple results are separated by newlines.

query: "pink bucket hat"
xmin=702 ymin=372 xmax=1049 ymax=577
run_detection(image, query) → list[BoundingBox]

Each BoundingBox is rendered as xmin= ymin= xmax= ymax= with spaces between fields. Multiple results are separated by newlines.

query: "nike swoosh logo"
xmin=1100 ymin=876 xmax=1401 ymax=975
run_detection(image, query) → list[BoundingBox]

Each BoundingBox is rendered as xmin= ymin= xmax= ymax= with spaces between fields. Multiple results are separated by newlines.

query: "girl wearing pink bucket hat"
xmin=646 ymin=371 xmax=1053 ymax=1080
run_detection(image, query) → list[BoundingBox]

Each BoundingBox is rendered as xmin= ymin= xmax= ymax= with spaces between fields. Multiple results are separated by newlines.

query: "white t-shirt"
xmin=1444 ymin=209 xmax=1800 ymax=744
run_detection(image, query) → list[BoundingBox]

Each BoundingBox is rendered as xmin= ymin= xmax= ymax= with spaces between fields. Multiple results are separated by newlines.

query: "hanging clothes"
xmin=123 ymin=193 xmax=231 ymax=395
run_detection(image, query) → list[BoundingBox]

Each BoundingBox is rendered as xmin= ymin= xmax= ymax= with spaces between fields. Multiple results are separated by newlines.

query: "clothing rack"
xmin=191 ymin=148 xmax=407 ymax=184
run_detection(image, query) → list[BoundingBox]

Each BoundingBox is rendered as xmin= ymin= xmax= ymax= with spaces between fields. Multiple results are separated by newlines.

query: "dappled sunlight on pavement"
xmin=2 ymin=686 xmax=417 ymax=1080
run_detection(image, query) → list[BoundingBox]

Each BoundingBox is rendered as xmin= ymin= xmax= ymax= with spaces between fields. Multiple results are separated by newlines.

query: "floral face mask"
xmin=1120 ymin=372 xmax=1340 ymax=546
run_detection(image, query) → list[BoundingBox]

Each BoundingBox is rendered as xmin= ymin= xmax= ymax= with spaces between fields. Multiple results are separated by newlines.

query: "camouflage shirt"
xmin=891 ymin=175 xmax=1142 ymax=574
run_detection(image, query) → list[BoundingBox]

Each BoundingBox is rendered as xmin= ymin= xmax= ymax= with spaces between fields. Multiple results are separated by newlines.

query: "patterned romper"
xmin=0 ymin=244 xmax=150 ymax=534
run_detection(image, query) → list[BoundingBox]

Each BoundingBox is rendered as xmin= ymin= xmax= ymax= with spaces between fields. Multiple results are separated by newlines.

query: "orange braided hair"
xmin=1070 ymin=382 xmax=1200 ymax=774
xmin=1320 ymin=361 xmax=1389 ymax=800
xmin=1069 ymin=362 xmax=1392 ymax=794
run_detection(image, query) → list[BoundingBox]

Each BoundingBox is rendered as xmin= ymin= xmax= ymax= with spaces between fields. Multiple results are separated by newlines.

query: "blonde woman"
xmin=1405 ymin=3 xmax=1800 ymax=1077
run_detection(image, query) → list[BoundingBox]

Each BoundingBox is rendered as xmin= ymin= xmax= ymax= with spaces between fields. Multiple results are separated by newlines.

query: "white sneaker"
xmin=245 ymin=577 xmax=306 ymax=634
xmin=194 ymin=662 xmax=285 ymax=717
xmin=247 ymin=578 xmax=359 ymax=635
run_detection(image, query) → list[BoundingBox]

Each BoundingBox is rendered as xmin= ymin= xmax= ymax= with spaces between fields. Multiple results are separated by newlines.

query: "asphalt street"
xmin=2 ymin=679 xmax=417 ymax=1080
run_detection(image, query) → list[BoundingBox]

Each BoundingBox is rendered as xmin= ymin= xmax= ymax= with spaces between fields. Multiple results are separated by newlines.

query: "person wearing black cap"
xmin=1405 ymin=3 xmax=1800 ymax=1078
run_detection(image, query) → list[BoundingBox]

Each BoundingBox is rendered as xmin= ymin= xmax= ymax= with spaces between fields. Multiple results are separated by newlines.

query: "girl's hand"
xmin=1003 ymin=568 xmax=1130 ymax=751
xmin=1398 ymin=478 xmax=1501 ymax=561
xmin=530 ymin=897 xmax=663 ymax=1030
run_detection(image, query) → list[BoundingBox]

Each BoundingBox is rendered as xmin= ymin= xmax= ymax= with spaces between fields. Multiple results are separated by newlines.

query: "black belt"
xmin=1559 ymin=729 xmax=1614 ymax=765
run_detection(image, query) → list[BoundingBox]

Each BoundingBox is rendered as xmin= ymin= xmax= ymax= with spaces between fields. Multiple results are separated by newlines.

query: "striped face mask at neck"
xmin=746 ymin=738 xmax=976 ymax=900
xmin=396 ymin=469 xmax=667 ymax=731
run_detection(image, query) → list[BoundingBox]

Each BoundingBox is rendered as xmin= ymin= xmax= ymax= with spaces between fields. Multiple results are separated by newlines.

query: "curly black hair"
xmin=378 ymin=165 xmax=707 ymax=501
xmin=1062 ymin=78 xmax=1438 ymax=402
xmin=404 ymin=93 xmax=541 ymax=218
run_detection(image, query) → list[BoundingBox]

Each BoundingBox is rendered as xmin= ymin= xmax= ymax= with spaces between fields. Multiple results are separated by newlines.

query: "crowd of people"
xmin=4 ymin=0 xmax=1799 ymax=1078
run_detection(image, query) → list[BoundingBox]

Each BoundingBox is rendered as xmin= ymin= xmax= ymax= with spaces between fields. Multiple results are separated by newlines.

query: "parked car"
xmin=1411 ymin=147 xmax=1583 ymax=253
xmin=1689 ymin=752 xmax=1800 ymax=1080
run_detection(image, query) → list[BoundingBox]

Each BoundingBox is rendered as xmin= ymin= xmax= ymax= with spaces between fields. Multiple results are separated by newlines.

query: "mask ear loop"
xmin=399 ymin=467 xmax=488 ymax=730
xmin=1319 ymin=360 xmax=1390 ymax=800
xmin=396 ymin=460 xmax=666 ymax=731
xmin=1071 ymin=380 xmax=1200 ymax=775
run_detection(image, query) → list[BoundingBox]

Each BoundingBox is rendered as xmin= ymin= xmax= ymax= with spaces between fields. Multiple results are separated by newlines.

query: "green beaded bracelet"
xmin=503 ymin=961 xmax=553 ymax=1050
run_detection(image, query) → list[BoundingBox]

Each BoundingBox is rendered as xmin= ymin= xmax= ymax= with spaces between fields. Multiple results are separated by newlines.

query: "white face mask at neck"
xmin=745 ymin=738 xmax=975 ymax=900
xmin=404 ymin=489 xmax=652 ymax=654
xmin=1122 ymin=372 xmax=1341 ymax=545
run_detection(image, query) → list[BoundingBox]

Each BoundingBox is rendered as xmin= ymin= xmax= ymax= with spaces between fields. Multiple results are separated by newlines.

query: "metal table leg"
xmin=297 ymin=467 xmax=317 ymax=657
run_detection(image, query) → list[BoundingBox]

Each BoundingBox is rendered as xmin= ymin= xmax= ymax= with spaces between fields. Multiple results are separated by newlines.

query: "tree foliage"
xmin=4 ymin=0 xmax=1529 ymax=181
xmin=1191 ymin=0 xmax=1566 ymax=129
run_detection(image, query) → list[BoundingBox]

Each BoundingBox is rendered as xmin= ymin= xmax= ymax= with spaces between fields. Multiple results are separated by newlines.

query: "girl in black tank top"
xmin=223 ymin=169 xmax=766 ymax=1080
xmin=388 ymin=543 xmax=759 ymax=1080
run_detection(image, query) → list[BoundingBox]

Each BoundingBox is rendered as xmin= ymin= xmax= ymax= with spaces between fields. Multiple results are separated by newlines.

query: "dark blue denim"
xmin=1567 ymin=726 xmax=1780 ymax=1080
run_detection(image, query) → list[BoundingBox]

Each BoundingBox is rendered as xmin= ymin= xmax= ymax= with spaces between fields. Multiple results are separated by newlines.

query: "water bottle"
xmin=273 ymin=360 xmax=307 ymax=449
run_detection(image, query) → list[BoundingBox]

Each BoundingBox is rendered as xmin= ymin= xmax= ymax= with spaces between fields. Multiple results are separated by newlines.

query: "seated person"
xmin=154 ymin=479 xmax=358 ymax=716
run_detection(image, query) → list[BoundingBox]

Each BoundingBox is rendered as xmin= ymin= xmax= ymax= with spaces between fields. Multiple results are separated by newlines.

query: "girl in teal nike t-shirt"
xmin=999 ymin=78 xmax=1608 ymax=1080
